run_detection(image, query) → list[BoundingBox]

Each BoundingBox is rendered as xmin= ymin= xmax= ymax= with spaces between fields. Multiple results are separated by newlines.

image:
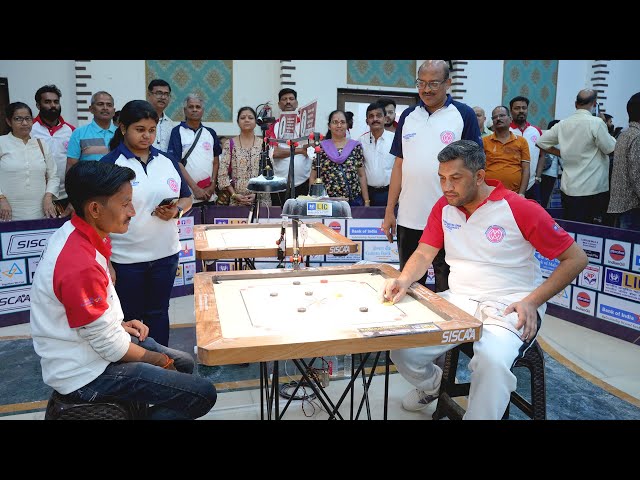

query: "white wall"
xmin=606 ymin=60 xmax=640 ymax=130
xmin=89 ymin=60 xmax=146 ymax=117
xmin=554 ymin=60 xmax=589 ymax=122
xmin=461 ymin=60 xmax=504 ymax=122
xmin=0 ymin=60 xmax=77 ymax=125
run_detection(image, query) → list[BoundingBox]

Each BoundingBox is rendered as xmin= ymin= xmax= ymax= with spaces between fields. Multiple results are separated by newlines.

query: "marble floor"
xmin=2 ymin=294 xmax=639 ymax=420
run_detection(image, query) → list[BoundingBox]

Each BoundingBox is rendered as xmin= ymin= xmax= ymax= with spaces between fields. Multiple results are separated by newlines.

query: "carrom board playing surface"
xmin=195 ymin=264 xmax=482 ymax=366
xmin=194 ymin=222 xmax=358 ymax=260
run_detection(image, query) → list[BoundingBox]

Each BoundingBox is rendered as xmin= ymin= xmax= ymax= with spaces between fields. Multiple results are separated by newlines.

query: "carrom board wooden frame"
xmin=195 ymin=263 xmax=482 ymax=366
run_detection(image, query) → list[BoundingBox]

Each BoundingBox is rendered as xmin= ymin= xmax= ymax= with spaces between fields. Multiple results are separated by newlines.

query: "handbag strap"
xmin=36 ymin=138 xmax=45 ymax=157
xmin=182 ymin=127 xmax=203 ymax=164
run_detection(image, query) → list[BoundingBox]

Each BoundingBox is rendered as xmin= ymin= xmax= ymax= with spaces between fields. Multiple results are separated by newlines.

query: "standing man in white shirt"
xmin=359 ymin=102 xmax=395 ymax=206
xmin=31 ymin=84 xmax=75 ymax=216
xmin=266 ymin=88 xmax=311 ymax=205
xmin=147 ymin=79 xmax=174 ymax=153
xmin=536 ymin=89 xmax=616 ymax=224
xmin=509 ymin=96 xmax=545 ymax=203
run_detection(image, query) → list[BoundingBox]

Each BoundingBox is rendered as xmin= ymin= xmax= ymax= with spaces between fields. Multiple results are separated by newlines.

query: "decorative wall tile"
xmin=347 ymin=60 xmax=416 ymax=88
xmin=502 ymin=60 xmax=558 ymax=129
xmin=146 ymin=61 xmax=232 ymax=122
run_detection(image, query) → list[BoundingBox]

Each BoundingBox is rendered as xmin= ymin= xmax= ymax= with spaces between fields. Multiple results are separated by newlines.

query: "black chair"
xmin=432 ymin=340 xmax=546 ymax=420
xmin=44 ymin=390 xmax=147 ymax=420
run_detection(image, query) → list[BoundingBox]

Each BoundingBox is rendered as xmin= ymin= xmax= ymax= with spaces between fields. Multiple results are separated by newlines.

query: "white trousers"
xmin=390 ymin=293 xmax=536 ymax=420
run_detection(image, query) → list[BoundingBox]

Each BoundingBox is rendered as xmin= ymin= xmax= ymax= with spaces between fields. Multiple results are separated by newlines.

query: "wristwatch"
xmin=174 ymin=205 xmax=184 ymax=219
xmin=535 ymin=176 xmax=542 ymax=182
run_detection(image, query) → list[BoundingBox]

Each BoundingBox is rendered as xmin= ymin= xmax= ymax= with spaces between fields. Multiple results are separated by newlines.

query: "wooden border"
xmin=194 ymin=222 xmax=359 ymax=260
xmin=195 ymin=264 xmax=482 ymax=365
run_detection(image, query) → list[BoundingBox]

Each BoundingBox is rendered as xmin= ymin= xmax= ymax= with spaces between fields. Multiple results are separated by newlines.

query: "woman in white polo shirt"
xmin=101 ymin=100 xmax=192 ymax=346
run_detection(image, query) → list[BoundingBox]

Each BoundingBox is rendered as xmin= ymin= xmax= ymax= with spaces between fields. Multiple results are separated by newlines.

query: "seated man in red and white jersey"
xmin=381 ymin=139 xmax=588 ymax=419
xmin=30 ymin=161 xmax=217 ymax=420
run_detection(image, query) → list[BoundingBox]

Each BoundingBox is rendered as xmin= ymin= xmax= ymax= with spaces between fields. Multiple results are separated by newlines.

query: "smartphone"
xmin=151 ymin=197 xmax=178 ymax=215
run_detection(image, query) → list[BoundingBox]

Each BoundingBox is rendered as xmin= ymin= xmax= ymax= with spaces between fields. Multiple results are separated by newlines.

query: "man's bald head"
xmin=576 ymin=89 xmax=597 ymax=110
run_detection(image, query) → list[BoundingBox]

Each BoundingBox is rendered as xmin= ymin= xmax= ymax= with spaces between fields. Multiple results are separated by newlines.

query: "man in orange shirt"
xmin=483 ymin=106 xmax=530 ymax=195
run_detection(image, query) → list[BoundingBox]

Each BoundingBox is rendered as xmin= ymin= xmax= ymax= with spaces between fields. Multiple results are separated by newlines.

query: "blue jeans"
xmin=66 ymin=336 xmax=217 ymax=420
xmin=112 ymin=252 xmax=180 ymax=347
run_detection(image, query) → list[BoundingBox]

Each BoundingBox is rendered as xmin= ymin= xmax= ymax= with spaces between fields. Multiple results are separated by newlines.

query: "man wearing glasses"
xmin=147 ymin=79 xmax=175 ymax=152
xmin=382 ymin=60 xmax=481 ymax=293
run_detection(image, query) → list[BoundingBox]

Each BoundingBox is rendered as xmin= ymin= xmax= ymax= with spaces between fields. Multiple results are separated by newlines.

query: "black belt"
xmin=369 ymin=185 xmax=389 ymax=191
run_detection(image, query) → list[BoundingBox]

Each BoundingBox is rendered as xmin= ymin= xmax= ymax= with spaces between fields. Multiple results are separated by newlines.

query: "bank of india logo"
xmin=485 ymin=225 xmax=506 ymax=243
xmin=576 ymin=291 xmax=591 ymax=308
xmin=440 ymin=130 xmax=455 ymax=144
xmin=167 ymin=178 xmax=179 ymax=193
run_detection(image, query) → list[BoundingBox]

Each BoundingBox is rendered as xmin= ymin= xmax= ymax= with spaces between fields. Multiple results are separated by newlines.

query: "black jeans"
xmin=397 ymin=224 xmax=449 ymax=292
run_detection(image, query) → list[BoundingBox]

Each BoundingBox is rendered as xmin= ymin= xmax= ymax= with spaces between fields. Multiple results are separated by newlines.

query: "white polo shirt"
xmin=100 ymin=143 xmax=191 ymax=263
xmin=359 ymin=129 xmax=395 ymax=187
xmin=420 ymin=180 xmax=574 ymax=319
xmin=390 ymin=95 xmax=482 ymax=230
xmin=167 ymin=122 xmax=222 ymax=190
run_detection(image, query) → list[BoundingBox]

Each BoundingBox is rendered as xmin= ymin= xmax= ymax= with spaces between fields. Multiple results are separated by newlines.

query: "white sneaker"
xmin=402 ymin=388 xmax=439 ymax=411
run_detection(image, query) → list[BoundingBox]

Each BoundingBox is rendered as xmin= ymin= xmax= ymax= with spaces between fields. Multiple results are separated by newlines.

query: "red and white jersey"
xmin=30 ymin=215 xmax=130 ymax=394
xmin=31 ymin=115 xmax=75 ymax=199
xmin=420 ymin=180 xmax=574 ymax=317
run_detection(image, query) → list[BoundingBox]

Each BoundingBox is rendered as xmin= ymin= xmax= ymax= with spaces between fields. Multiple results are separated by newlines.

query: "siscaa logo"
xmin=441 ymin=328 xmax=476 ymax=343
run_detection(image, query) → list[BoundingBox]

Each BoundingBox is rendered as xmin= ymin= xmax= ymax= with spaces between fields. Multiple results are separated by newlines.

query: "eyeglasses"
xmin=415 ymin=79 xmax=447 ymax=90
xmin=13 ymin=116 xmax=33 ymax=123
xmin=330 ymin=120 xmax=347 ymax=125
xmin=151 ymin=91 xmax=171 ymax=98
xmin=491 ymin=113 xmax=509 ymax=120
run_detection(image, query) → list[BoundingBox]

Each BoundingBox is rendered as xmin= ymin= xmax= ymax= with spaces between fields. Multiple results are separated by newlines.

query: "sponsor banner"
xmin=177 ymin=216 xmax=195 ymax=240
xmin=173 ymin=264 xmax=184 ymax=287
xmin=0 ymin=259 xmax=27 ymax=288
xmin=426 ymin=266 xmax=435 ymax=285
xmin=323 ymin=218 xmax=345 ymax=236
xmin=578 ymin=264 xmax=602 ymax=291
xmin=348 ymin=218 xmax=387 ymax=240
xmin=183 ymin=262 xmax=196 ymax=285
xmin=363 ymin=241 xmax=400 ymax=263
xmin=27 ymin=257 xmax=41 ymax=283
xmin=572 ymin=287 xmax=596 ymax=316
xmin=0 ymin=286 xmax=31 ymax=314
xmin=213 ymin=218 xmax=248 ymax=224
xmin=1 ymin=228 xmax=56 ymax=259
xmin=535 ymin=251 xmax=563 ymax=279
xmin=257 ymin=217 xmax=282 ymax=224
xmin=576 ymin=234 xmax=603 ymax=263
xmin=603 ymin=267 xmax=640 ymax=302
xmin=632 ymin=244 xmax=640 ymax=273
xmin=596 ymin=293 xmax=640 ymax=331
xmin=325 ymin=241 xmax=363 ymax=263
xmin=178 ymin=239 xmax=196 ymax=262
xmin=604 ymin=238 xmax=631 ymax=269
xmin=215 ymin=262 xmax=234 ymax=272
xmin=548 ymin=285 xmax=571 ymax=308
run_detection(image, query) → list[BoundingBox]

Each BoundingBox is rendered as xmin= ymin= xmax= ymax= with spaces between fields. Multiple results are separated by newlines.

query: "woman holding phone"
xmin=101 ymin=100 xmax=192 ymax=346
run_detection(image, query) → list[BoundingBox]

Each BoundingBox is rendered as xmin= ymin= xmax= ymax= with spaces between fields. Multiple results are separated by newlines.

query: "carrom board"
xmin=194 ymin=222 xmax=358 ymax=260
xmin=195 ymin=264 xmax=482 ymax=365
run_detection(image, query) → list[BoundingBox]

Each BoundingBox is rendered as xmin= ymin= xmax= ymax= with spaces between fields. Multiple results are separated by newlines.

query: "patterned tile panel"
xmin=347 ymin=60 xmax=416 ymax=88
xmin=502 ymin=60 xmax=558 ymax=129
xmin=146 ymin=61 xmax=233 ymax=122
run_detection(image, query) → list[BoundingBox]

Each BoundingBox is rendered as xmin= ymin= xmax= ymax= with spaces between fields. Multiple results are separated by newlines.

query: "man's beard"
xmin=40 ymin=108 xmax=61 ymax=123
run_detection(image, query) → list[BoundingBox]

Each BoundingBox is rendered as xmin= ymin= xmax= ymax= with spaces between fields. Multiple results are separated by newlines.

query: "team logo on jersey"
xmin=63 ymin=141 xmax=69 ymax=150
xmin=531 ymin=135 xmax=538 ymax=143
xmin=485 ymin=225 xmax=506 ymax=243
xmin=553 ymin=222 xmax=561 ymax=231
xmin=203 ymin=142 xmax=212 ymax=151
xmin=167 ymin=178 xmax=179 ymax=192
xmin=440 ymin=131 xmax=455 ymax=144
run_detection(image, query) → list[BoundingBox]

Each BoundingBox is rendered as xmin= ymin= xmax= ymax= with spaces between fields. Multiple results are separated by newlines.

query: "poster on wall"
xmin=576 ymin=234 xmax=603 ymax=263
